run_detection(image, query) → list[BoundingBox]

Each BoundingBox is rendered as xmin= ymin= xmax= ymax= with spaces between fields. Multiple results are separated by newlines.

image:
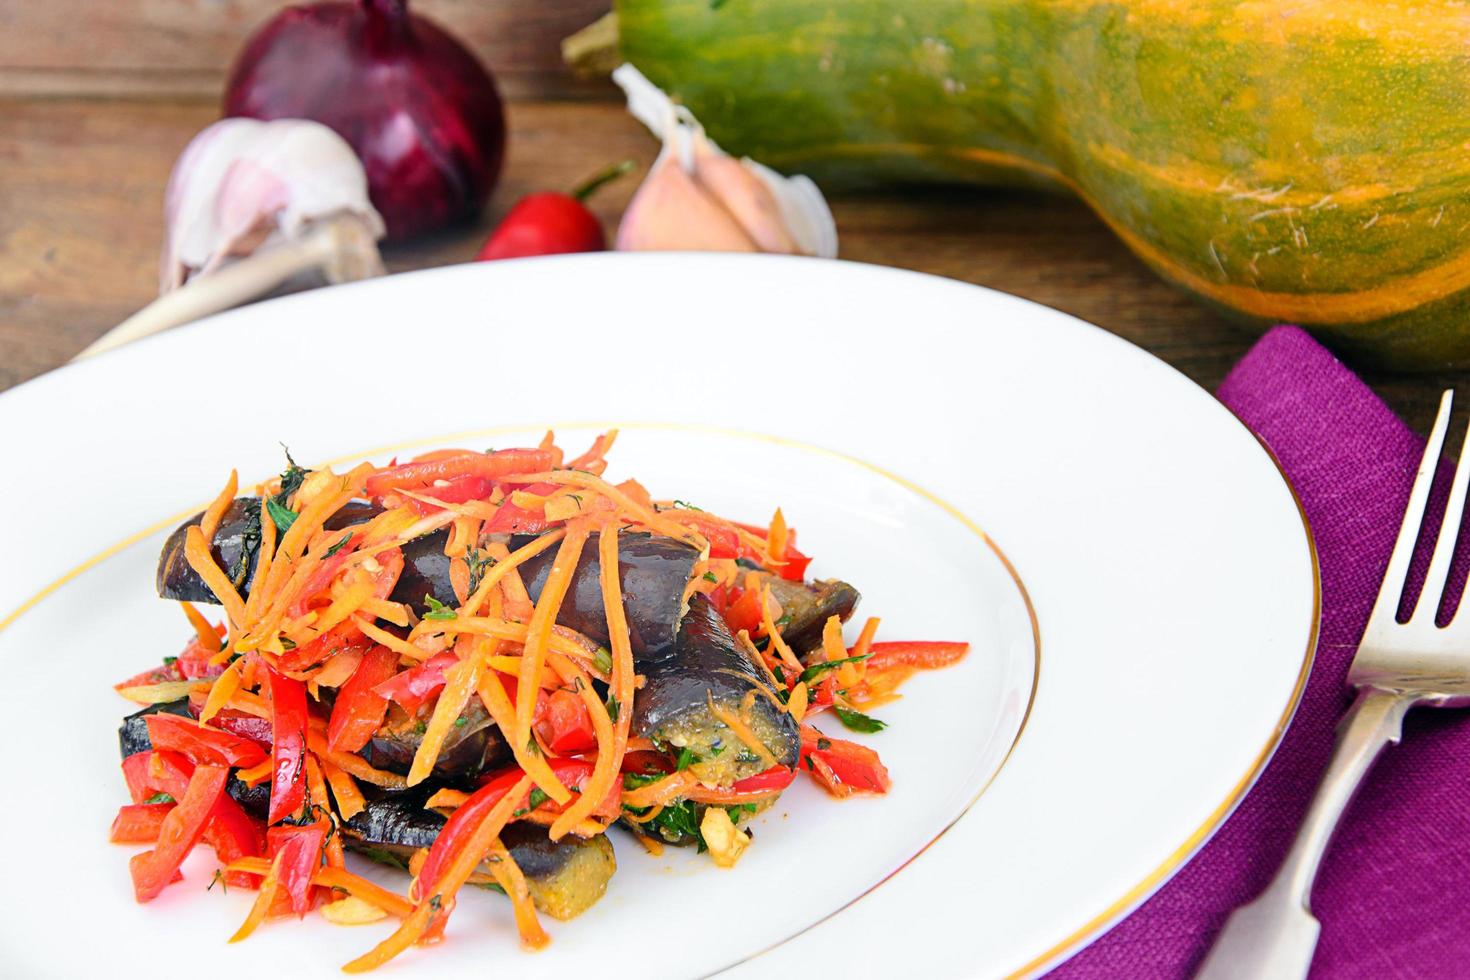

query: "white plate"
xmin=0 ymin=255 xmax=1315 ymax=979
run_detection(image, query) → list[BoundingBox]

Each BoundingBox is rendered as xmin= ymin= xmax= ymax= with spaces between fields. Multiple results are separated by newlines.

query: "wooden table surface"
xmin=0 ymin=0 xmax=1462 ymax=433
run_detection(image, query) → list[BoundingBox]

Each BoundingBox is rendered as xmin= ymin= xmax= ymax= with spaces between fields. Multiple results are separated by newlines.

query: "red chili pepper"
xmin=128 ymin=764 xmax=229 ymax=902
xmin=205 ymin=794 xmax=267 ymax=889
xmin=372 ymin=651 xmax=458 ymax=713
xmin=365 ymin=448 xmax=554 ymax=499
xmin=798 ymin=726 xmax=891 ymax=795
xmin=729 ymin=765 xmax=799 ymax=795
xmin=534 ymin=688 xmax=597 ymax=754
xmin=266 ymin=668 xmax=308 ymax=825
xmin=109 ymin=802 xmax=175 ymax=844
xmin=267 ymin=824 xmax=327 ymax=917
xmin=328 ymin=644 xmax=401 ymax=753
xmin=476 ymin=192 xmax=605 ymax=260
xmin=474 ymin=162 xmax=631 ymax=262
xmin=863 ymin=641 xmax=971 ymax=672
xmin=144 ymin=715 xmax=267 ymax=769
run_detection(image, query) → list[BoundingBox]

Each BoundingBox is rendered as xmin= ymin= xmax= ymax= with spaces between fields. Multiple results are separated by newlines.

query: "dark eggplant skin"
xmin=632 ymin=593 xmax=800 ymax=785
xmin=156 ymin=498 xmax=262 ymax=605
xmin=518 ymin=531 xmax=700 ymax=660
xmin=156 ymin=498 xmax=381 ymax=606
xmin=389 ymin=527 xmax=456 ymax=613
xmin=341 ymin=792 xmax=616 ymax=921
xmin=117 ymin=697 xmax=269 ymax=817
xmin=360 ymin=700 xmax=511 ymax=786
xmin=118 ymin=698 xmax=192 ymax=758
xmin=745 ymin=565 xmax=861 ymax=655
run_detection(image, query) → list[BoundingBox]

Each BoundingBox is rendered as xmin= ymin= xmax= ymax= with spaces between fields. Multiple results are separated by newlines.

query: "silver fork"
xmin=1197 ymin=389 xmax=1470 ymax=980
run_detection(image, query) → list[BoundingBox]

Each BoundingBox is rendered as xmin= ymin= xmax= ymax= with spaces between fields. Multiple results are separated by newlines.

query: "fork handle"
xmin=1195 ymin=688 xmax=1412 ymax=980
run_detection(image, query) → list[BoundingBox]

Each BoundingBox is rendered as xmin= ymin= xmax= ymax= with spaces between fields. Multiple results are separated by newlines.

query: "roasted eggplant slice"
xmin=156 ymin=498 xmax=263 ymax=605
xmin=360 ymin=699 xmax=510 ymax=785
xmin=757 ymin=571 xmax=860 ymax=655
xmin=390 ymin=527 xmax=457 ymax=613
xmin=518 ymin=531 xmax=700 ymax=659
xmin=156 ymin=498 xmax=381 ymax=606
xmin=341 ymin=792 xmax=616 ymax=920
xmin=633 ymin=594 xmax=800 ymax=787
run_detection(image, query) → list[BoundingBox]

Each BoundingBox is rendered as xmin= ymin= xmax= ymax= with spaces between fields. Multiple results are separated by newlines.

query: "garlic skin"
xmin=160 ymin=118 xmax=385 ymax=292
xmin=611 ymin=64 xmax=838 ymax=258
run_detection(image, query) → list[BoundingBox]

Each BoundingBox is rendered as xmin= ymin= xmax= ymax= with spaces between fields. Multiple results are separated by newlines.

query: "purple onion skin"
xmin=224 ymin=0 xmax=505 ymax=241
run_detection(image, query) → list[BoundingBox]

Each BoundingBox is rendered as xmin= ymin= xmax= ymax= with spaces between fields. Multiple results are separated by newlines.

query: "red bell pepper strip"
xmin=266 ymin=668 xmax=308 ymax=825
xmin=397 ymin=474 xmax=497 ymax=515
xmin=278 ymin=549 xmax=403 ymax=671
xmin=328 ymin=644 xmax=401 ymax=753
xmin=266 ymin=824 xmax=327 ymax=917
xmin=145 ymin=714 xmax=267 ymax=769
xmin=195 ymin=706 xmax=274 ymax=747
xmin=721 ymin=585 xmax=765 ymax=638
xmin=365 ymin=448 xmax=555 ymax=499
xmin=483 ymin=481 xmax=559 ymax=535
xmin=534 ymin=688 xmax=597 ymax=754
xmin=128 ymin=764 xmax=229 ymax=902
xmin=121 ymin=748 xmax=197 ymax=803
xmin=799 ymin=725 xmax=891 ymax=796
xmin=109 ymin=802 xmax=175 ymax=843
xmin=206 ymin=794 xmax=267 ymax=889
xmin=863 ymin=641 xmax=970 ymax=672
xmin=373 ymin=651 xmax=458 ymax=714
xmin=729 ymin=765 xmax=799 ymax=795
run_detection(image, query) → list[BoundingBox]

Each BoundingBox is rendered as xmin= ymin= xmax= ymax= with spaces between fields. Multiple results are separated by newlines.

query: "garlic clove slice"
xmin=615 ymin=143 xmax=761 ymax=253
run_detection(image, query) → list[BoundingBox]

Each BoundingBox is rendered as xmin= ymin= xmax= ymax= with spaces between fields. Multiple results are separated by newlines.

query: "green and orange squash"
xmin=571 ymin=1 xmax=1470 ymax=369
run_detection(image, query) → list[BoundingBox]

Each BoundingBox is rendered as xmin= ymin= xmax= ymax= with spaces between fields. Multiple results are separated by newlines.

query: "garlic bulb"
xmin=160 ymin=117 xmax=385 ymax=292
xmin=611 ymin=64 xmax=838 ymax=258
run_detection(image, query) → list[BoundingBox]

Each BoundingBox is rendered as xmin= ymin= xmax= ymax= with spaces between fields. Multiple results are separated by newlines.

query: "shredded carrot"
xmin=230 ymin=849 xmax=286 ymax=943
xmin=309 ymin=646 xmax=365 ymax=690
xmin=566 ymin=429 xmax=618 ymax=475
xmin=183 ymin=525 xmax=248 ymax=629
xmin=340 ymin=895 xmax=436 ymax=973
xmin=320 ymin=757 xmax=366 ymax=821
xmin=767 ymin=507 xmax=788 ymax=567
xmin=305 ymin=755 xmax=345 ymax=868
xmin=180 ymin=602 xmax=223 ymax=653
xmin=407 ymin=638 xmax=487 ymax=786
xmin=630 ymin=830 xmax=664 ymax=856
xmin=513 ymin=471 xmax=703 ymax=548
xmin=486 ymin=841 xmax=549 ymax=949
xmin=549 ymin=524 xmax=635 ymax=840
xmin=546 ymin=650 xmax=616 ymax=839
xmin=306 ymin=728 xmax=408 ymax=789
xmin=461 ymin=530 xmax=566 ymax=618
xmin=353 ymin=617 xmax=434 ymax=662
xmin=822 ymin=616 xmax=861 ymax=689
xmin=620 ymin=770 xmax=698 ymax=809
xmin=236 ymin=756 xmax=274 ymax=787
xmin=198 ymin=659 xmax=243 ymax=726
xmin=198 ymin=469 xmax=239 ymax=544
xmin=316 ymin=868 xmax=415 ymax=919
xmin=424 ymin=788 xmax=472 ymax=810
xmin=514 ymin=522 xmax=590 ymax=750
xmin=476 ymin=668 xmax=572 ymax=806
xmin=787 ymin=681 xmax=810 ymax=722
xmin=760 ymin=587 xmax=802 ymax=674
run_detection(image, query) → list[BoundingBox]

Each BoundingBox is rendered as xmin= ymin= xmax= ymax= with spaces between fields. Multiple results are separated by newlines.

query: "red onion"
xmin=224 ymin=0 xmax=505 ymax=241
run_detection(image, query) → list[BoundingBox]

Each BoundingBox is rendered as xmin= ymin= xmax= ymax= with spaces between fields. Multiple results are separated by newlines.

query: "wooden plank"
xmin=0 ymin=0 xmax=611 ymax=100
xmin=0 ymin=96 xmax=1455 ymax=431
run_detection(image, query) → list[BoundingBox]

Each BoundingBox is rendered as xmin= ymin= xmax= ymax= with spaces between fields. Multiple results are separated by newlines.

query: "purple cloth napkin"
xmin=1050 ymin=326 xmax=1470 ymax=979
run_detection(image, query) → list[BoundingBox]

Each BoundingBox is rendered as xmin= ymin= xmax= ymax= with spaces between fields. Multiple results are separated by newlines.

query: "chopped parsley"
xmin=675 ymin=746 xmax=699 ymax=771
xmin=324 ymin=533 xmax=352 ymax=558
xmin=798 ymin=653 xmax=871 ymax=686
xmin=454 ymin=716 xmax=468 ymax=728
xmin=265 ymin=495 xmax=298 ymax=535
xmin=161 ymin=656 xmax=178 ymax=666
xmin=527 ymin=788 xmax=550 ymax=811
xmin=726 ymin=802 xmax=758 ymax=820
xmin=413 ymin=720 xmax=428 ymax=735
xmin=702 ymin=571 xmax=718 ymax=583
xmin=672 ymin=500 xmax=703 ymax=511
xmin=593 ymin=647 xmax=613 ymax=675
xmin=605 ymin=695 xmax=620 ymax=724
xmin=816 ymin=737 xmax=832 ymax=751
xmin=464 ymin=548 xmax=496 ymax=594
xmin=278 ymin=635 xmax=297 ymax=651
xmin=265 ymin=450 xmax=311 ymax=534
xmin=143 ymin=792 xmax=175 ymax=805
xmin=422 ymin=595 xmax=458 ymax=621
xmin=833 ymin=706 xmax=888 ymax=734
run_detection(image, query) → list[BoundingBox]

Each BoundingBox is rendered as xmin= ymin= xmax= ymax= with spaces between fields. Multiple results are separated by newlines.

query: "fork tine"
xmin=1369 ymin=390 xmax=1454 ymax=629
xmin=1425 ymin=415 xmax=1470 ymax=625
